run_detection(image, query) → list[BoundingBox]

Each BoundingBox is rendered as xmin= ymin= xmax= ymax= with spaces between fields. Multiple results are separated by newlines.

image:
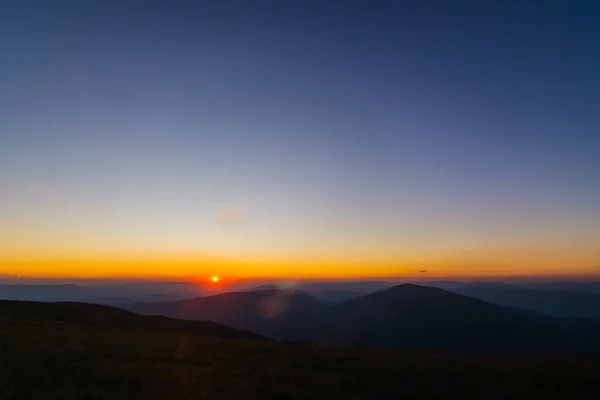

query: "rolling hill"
xmin=122 ymin=289 xmax=331 ymax=339
xmin=314 ymin=284 xmax=600 ymax=352
xmin=0 ymin=299 xmax=262 ymax=339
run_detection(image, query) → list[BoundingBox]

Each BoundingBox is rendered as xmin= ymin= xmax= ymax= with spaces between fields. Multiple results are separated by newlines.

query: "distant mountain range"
xmin=449 ymin=285 xmax=600 ymax=320
xmin=246 ymin=281 xmax=600 ymax=319
xmin=4 ymin=279 xmax=599 ymax=319
xmin=3 ymin=278 xmax=600 ymax=353
xmin=0 ymin=282 xmax=203 ymax=305
xmin=121 ymin=284 xmax=600 ymax=353
xmin=296 ymin=281 xmax=600 ymax=319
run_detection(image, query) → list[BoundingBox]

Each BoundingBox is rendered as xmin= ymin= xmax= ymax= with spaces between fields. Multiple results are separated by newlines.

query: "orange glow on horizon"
xmin=1 ymin=257 xmax=599 ymax=281
xmin=1 ymin=245 xmax=599 ymax=280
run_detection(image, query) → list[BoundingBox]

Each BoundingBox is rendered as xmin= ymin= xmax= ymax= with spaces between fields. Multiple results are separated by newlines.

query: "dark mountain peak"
xmin=318 ymin=283 xmax=595 ymax=352
xmin=328 ymin=284 xmax=522 ymax=336
xmin=350 ymin=283 xmax=471 ymax=306
xmin=390 ymin=283 xmax=440 ymax=292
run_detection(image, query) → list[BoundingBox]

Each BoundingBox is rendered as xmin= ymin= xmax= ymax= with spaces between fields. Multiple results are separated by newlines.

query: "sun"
xmin=211 ymin=275 xmax=219 ymax=283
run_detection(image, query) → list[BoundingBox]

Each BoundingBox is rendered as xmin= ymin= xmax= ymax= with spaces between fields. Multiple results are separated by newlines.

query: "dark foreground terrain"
xmin=1 ymin=300 xmax=600 ymax=399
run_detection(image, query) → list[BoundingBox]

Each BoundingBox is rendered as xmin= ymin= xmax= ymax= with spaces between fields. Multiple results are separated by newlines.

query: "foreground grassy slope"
xmin=1 ymin=300 xmax=600 ymax=399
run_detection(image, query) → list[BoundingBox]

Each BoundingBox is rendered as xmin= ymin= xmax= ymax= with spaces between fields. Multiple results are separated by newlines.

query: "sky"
xmin=1 ymin=1 xmax=599 ymax=280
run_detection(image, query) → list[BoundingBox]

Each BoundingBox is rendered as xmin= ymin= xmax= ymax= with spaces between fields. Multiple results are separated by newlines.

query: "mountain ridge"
xmin=122 ymin=289 xmax=331 ymax=339
xmin=120 ymin=284 xmax=600 ymax=353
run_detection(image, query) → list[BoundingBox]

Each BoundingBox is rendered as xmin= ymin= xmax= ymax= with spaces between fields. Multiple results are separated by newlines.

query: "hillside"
xmin=0 ymin=299 xmax=262 ymax=339
xmin=122 ymin=289 xmax=331 ymax=339
xmin=452 ymin=285 xmax=600 ymax=320
xmin=122 ymin=284 xmax=600 ymax=353
xmin=2 ymin=299 xmax=600 ymax=399
xmin=314 ymin=284 xmax=600 ymax=352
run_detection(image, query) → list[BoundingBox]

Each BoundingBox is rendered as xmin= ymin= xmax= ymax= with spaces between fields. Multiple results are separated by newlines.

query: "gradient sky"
xmin=1 ymin=1 xmax=599 ymax=279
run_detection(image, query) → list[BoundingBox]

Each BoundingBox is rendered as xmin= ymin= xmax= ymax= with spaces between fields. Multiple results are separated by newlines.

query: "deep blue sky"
xmin=1 ymin=1 xmax=599 ymax=278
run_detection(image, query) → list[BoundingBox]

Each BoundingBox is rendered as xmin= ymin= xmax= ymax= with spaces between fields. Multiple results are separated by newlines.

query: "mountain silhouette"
xmin=122 ymin=289 xmax=331 ymax=339
xmin=121 ymin=284 xmax=600 ymax=353
xmin=313 ymin=284 xmax=600 ymax=352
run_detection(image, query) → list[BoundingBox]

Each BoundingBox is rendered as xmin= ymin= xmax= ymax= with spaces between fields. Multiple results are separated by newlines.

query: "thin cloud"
xmin=215 ymin=203 xmax=246 ymax=228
